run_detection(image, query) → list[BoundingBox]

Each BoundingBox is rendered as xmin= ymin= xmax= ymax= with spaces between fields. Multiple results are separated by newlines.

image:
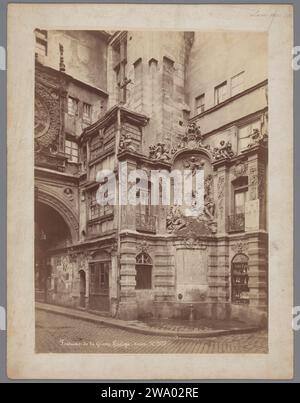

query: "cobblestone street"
xmin=36 ymin=310 xmax=268 ymax=354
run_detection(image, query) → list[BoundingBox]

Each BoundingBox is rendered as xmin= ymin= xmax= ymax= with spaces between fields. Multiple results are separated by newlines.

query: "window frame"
xmin=214 ymin=81 xmax=227 ymax=105
xmin=83 ymin=102 xmax=92 ymax=123
xmin=67 ymin=96 xmax=79 ymax=117
xmin=234 ymin=187 xmax=248 ymax=216
xmin=231 ymin=71 xmax=245 ymax=97
xmin=135 ymin=252 xmax=153 ymax=290
xmin=195 ymin=93 xmax=205 ymax=115
xmin=64 ymin=139 xmax=79 ymax=163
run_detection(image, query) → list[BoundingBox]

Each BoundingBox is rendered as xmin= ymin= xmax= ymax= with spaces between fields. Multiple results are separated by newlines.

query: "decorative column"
xmin=213 ymin=161 xmax=231 ymax=311
xmin=245 ymin=146 xmax=268 ymax=307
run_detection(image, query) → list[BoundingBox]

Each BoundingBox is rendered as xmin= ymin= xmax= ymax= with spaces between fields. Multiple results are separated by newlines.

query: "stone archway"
xmin=36 ymin=188 xmax=79 ymax=242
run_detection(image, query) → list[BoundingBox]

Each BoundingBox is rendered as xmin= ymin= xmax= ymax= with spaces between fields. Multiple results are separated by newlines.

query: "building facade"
xmin=34 ymin=30 xmax=268 ymax=325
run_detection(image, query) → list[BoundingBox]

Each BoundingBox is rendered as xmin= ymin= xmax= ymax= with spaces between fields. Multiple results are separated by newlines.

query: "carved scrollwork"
xmin=231 ymin=240 xmax=248 ymax=254
xmin=137 ymin=239 xmax=152 ymax=254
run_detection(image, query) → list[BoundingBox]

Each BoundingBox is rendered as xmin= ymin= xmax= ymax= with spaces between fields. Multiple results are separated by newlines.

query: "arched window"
xmin=135 ymin=252 xmax=152 ymax=290
xmin=231 ymin=253 xmax=249 ymax=304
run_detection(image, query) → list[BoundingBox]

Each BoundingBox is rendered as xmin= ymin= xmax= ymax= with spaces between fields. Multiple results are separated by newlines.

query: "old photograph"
xmin=7 ymin=3 xmax=293 ymax=380
xmin=34 ymin=29 xmax=268 ymax=354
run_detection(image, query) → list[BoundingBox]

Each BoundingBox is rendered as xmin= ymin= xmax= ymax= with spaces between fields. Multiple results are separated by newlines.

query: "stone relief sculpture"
xmin=149 ymin=123 xmax=205 ymax=162
xmin=166 ymin=172 xmax=217 ymax=236
xmin=247 ymin=128 xmax=268 ymax=148
xmin=183 ymin=156 xmax=205 ymax=175
xmin=211 ymin=140 xmax=235 ymax=160
xmin=119 ymin=132 xmax=136 ymax=152
xmin=149 ymin=142 xmax=171 ymax=161
xmin=233 ymin=161 xmax=248 ymax=177
xmin=166 ymin=206 xmax=187 ymax=233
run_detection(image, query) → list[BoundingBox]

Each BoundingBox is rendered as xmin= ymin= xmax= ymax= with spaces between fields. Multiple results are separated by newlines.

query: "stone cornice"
xmin=190 ymin=79 xmax=268 ymax=123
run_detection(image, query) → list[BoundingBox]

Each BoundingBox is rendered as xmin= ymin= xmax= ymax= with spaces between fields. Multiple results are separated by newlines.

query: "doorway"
xmin=79 ymin=270 xmax=86 ymax=308
xmin=89 ymin=261 xmax=110 ymax=311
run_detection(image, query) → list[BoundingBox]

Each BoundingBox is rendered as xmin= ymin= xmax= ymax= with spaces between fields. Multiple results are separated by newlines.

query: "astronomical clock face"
xmin=34 ymin=96 xmax=51 ymax=139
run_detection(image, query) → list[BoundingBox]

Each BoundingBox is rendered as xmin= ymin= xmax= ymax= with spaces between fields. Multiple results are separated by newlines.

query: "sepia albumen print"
xmin=34 ymin=30 xmax=268 ymax=354
xmin=7 ymin=3 xmax=293 ymax=379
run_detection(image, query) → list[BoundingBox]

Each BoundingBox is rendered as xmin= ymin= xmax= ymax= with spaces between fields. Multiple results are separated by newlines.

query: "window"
xmin=112 ymin=34 xmax=128 ymax=104
xmin=83 ymin=103 xmax=92 ymax=122
xmin=133 ymin=58 xmax=143 ymax=105
xmin=89 ymin=190 xmax=101 ymax=220
xmin=195 ymin=94 xmax=205 ymax=114
xmin=135 ymin=253 xmax=152 ymax=290
xmin=89 ymin=188 xmax=112 ymax=220
xmin=231 ymin=254 xmax=249 ymax=304
xmin=65 ymin=140 xmax=79 ymax=163
xmin=234 ymin=189 xmax=247 ymax=215
xmin=80 ymin=145 xmax=87 ymax=170
xmin=238 ymin=120 xmax=261 ymax=152
xmin=136 ymin=180 xmax=156 ymax=233
xmin=231 ymin=71 xmax=245 ymax=96
xmin=214 ymin=81 xmax=227 ymax=105
xmin=163 ymin=57 xmax=174 ymax=96
xmin=67 ymin=96 xmax=79 ymax=116
xmin=35 ymin=29 xmax=47 ymax=57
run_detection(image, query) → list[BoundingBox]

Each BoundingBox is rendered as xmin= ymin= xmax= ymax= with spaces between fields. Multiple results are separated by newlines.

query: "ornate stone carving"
xmin=212 ymin=140 xmax=235 ymax=161
xmin=204 ymin=175 xmax=215 ymax=221
xmin=171 ymin=122 xmax=203 ymax=154
xmin=34 ymin=68 xmax=63 ymax=152
xmin=231 ymin=240 xmax=248 ymax=254
xmin=248 ymin=164 xmax=265 ymax=201
xmin=182 ymin=122 xmax=203 ymax=145
xmin=119 ymin=132 xmax=136 ymax=152
xmin=248 ymin=166 xmax=258 ymax=200
xmin=166 ymin=205 xmax=216 ymax=236
xmin=258 ymin=165 xmax=265 ymax=200
xmin=34 ymin=96 xmax=51 ymax=140
xmin=247 ymin=128 xmax=268 ymax=148
xmin=149 ymin=142 xmax=170 ymax=161
xmin=183 ymin=156 xmax=205 ymax=175
xmin=166 ymin=206 xmax=186 ymax=233
xmin=217 ymin=176 xmax=225 ymax=220
xmin=183 ymin=238 xmax=207 ymax=249
xmin=35 ymin=151 xmax=66 ymax=172
xmin=233 ymin=161 xmax=248 ymax=177
xmin=64 ymin=187 xmax=74 ymax=201
xmin=137 ymin=239 xmax=152 ymax=254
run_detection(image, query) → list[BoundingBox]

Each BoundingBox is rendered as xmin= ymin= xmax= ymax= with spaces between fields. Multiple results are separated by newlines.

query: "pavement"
xmin=36 ymin=309 xmax=268 ymax=354
xmin=36 ymin=301 xmax=263 ymax=338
